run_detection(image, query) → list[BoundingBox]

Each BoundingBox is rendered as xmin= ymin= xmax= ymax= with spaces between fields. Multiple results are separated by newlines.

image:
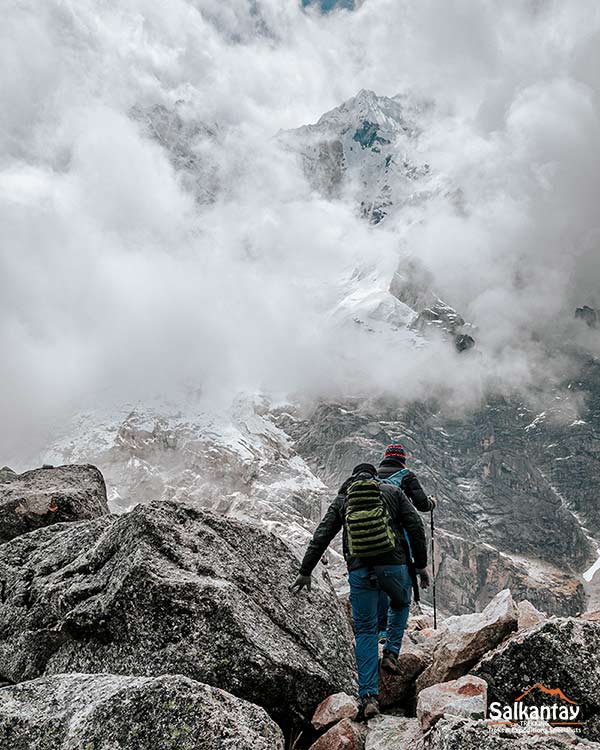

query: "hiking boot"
xmin=360 ymin=694 xmax=380 ymax=720
xmin=381 ymin=649 xmax=402 ymax=675
xmin=378 ymin=630 xmax=387 ymax=644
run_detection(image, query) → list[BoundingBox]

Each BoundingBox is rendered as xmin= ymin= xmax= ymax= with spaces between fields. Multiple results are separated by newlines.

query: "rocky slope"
xmin=0 ymin=467 xmax=598 ymax=748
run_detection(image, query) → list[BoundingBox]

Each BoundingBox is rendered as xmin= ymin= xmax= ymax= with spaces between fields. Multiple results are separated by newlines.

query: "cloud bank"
xmin=2 ymin=0 xmax=600 ymax=459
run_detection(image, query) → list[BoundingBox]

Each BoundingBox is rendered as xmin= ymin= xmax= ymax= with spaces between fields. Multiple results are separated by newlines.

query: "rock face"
xmin=416 ymin=590 xmax=518 ymax=691
xmin=312 ymin=692 xmax=359 ymax=731
xmin=0 ymin=464 xmax=109 ymax=543
xmin=0 ymin=673 xmax=283 ymax=750
xmin=0 ymin=501 xmax=355 ymax=725
xmin=309 ymin=717 xmax=367 ymax=750
xmin=285 ymin=396 xmax=594 ymax=618
xmin=416 ymin=675 xmax=487 ymax=732
xmin=434 ymin=530 xmax=586 ymax=619
xmin=473 ymin=617 xmax=600 ymax=742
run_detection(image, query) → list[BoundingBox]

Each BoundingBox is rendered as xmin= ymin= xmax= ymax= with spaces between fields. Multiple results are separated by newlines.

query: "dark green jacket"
xmin=298 ymin=473 xmax=427 ymax=576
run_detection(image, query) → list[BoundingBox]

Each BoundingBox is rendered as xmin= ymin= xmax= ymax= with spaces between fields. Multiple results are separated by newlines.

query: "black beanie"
xmin=352 ymin=463 xmax=377 ymax=477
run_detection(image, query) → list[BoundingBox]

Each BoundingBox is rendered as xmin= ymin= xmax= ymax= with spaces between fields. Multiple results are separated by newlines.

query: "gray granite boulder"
xmin=0 ymin=672 xmax=283 ymax=750
xmin=0 ymin=464 xmax=109 ymax=543
xmin=0 ymin=501 xmax=355 ymax=725
xmin=428 ymin=717 xmax=600 ymax=749
xmin=473 ymin=617 xmax=600 ymax=742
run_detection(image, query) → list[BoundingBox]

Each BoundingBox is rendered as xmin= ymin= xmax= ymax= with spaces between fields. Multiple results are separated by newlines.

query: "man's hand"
xmin=290 ymin=574 xmax=312 ymax=594
xmin=416 ymin=568 xmax=430 ymax=589
xmin=429 ymin=495 xmax=437 ymax=510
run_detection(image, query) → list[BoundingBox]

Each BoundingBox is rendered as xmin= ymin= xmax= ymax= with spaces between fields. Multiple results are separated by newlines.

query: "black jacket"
xmin=299 ymin=473 xmax=427 ymax=576
xmin=378 ymin=461 xmax=434 ymax=512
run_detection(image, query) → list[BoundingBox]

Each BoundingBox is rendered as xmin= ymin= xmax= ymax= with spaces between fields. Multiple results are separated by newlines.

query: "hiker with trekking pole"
xmin=290 ymin=461 xmax=429 ymax=719
xmin=376 ymin=444 xmax=437 ymax=630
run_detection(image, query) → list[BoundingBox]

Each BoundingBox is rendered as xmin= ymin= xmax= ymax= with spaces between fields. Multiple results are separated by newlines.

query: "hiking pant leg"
xmin=349 ymin=566 xmax=379 ymax=697
xmin=377 ymin=590 xmax=389 ymax=632
xmin=375 ymin=564 xmax=412 ymax=656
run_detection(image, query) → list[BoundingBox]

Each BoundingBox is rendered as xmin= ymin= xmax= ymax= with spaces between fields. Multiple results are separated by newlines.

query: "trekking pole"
xmin=430 ymin=508 xmax=437 ymax=629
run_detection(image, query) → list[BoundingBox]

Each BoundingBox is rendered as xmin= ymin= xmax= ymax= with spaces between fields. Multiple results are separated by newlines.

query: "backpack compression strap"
xmin=345 ymin=479 xmax=396 ymax=557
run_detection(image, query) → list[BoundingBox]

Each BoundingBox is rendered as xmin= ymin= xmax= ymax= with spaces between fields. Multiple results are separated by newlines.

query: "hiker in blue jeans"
xmin=376 ymin=443 xmax=436 ymax=639
xmin=291 ymin=463 xmax=429 ymax=719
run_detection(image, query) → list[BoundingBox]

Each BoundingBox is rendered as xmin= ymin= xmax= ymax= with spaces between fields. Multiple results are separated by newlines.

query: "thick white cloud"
xmin=2 ymin=0 xmax=600 ymax=459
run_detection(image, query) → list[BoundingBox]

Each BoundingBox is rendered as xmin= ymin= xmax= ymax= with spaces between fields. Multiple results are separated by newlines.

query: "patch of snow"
xmin=524 ymin=412 xmax=546 ymax=432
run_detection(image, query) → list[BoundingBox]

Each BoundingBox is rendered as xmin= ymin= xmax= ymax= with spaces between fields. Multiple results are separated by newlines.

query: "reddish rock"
xmin=581 ymin=610 xmax=600 ymax=622
xmin=517 ymin=600 xmax=546 ymax=630
xmin=312 ymin=692 xmax=359 ymax=731
xmin=416 ymin=675 xmax=487 ymax=732
xmin=309 ymin=718 xmax=367 ymax=750
xmin=406 ymin=614 xmax=434 ymax=632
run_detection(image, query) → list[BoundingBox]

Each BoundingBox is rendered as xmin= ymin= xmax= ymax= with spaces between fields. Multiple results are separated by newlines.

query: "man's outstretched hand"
xmin=416 ymin=568 xmax=430 ymax=589
xmin=290 ymin=574 xmax=312 ymax=593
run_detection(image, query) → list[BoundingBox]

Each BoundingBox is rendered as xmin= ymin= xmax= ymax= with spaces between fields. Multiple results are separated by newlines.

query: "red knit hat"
xmin=383 ymin=443 xmax=407 ymax=462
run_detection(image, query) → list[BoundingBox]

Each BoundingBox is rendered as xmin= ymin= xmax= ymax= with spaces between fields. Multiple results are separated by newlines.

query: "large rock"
xmin=416 ymin=675 xmax=487 ymax=732
xmin=365 ymin=716 xmax=422 ymax=750
xmin=0 ymin=672 xmax=283 ymax=750
xmin=312 ymin=692 xmax=359 ymax=731
xmin=0 ymin=501 xmax=355 ymax=724
xmin=472 ymin=617 xmax=600 ymax=742
xmin=308 ymin=717 xmax=367 ymax=750
xmin=0 ymin=464 xmax=109 ymax=543
xmin=416 ymin=590 xmax=518 ymax=692
xmin=428 ymin=717 xmax=600 ymax=749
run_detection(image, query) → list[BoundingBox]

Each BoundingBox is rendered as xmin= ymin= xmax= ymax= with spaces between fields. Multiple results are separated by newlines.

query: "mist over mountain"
xmin=3 ymin=0 xmax=600 ymax=621
xmin=3 ymin=0 xmax=600 ymax=461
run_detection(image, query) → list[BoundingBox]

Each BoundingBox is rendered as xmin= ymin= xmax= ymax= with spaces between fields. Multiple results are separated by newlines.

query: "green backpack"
xmin=345 ymin=477 xmax=397 ymax=558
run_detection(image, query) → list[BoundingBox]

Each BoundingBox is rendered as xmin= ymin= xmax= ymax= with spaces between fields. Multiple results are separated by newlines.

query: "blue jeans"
xmin=349 ymin=564 xmax=412 ymax=697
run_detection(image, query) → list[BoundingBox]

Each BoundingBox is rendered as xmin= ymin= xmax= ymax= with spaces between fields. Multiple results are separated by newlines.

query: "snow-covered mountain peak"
xmin=280 ymin=89 xmax=438 ymax=223
xmin=314 ymin=88 xmax=423 ymax=139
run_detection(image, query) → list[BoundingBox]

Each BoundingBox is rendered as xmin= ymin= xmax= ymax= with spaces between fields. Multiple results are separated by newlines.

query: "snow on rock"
xmin=38 ymin=394 xmax=330 ymax=561
xmin=279 ymin=89 xmax=441 ymax=224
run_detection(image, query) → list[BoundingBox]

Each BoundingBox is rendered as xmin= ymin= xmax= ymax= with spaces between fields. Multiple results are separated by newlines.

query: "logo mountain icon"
xmin=515 ymin=683 xmax=577 ymax=705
